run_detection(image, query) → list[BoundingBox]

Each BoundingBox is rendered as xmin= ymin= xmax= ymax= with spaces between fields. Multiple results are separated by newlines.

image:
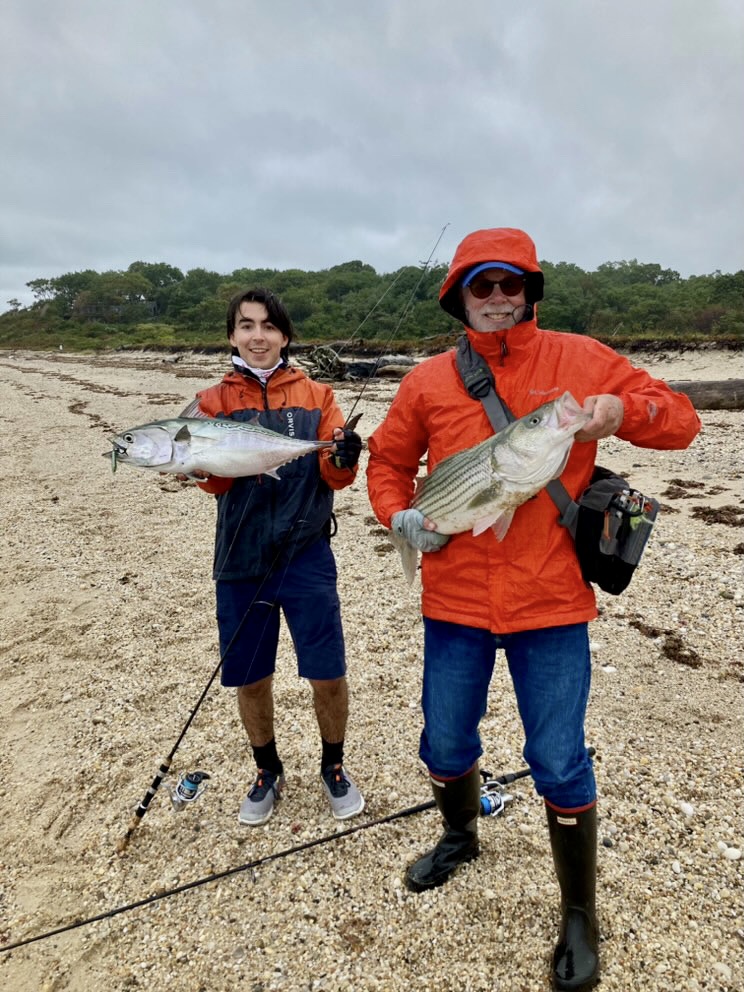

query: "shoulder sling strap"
xmin=454 ymin=335 xmax=580 ymax=535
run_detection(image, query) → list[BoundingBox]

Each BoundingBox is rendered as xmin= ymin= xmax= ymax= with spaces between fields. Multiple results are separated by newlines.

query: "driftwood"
xmin=300 ymin=348 xmax=415 ymax=381
xmin=376 ymin=364 xmax=414 ymax=379
xmin=665 ymin=379 xmax=744 ymax=411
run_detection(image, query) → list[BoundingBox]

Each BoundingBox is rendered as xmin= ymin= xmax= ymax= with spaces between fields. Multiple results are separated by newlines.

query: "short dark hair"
xmin=226 ymin=288 xmax=296 ymax=359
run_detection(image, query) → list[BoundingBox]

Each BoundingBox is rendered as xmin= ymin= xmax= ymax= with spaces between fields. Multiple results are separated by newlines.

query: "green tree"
xmin=166 ymin=268 xmax=223 ymax=318
xmin=72 ymin=271 xmax=154 ymax=321
xmin=596 ymin=260 xmax=680 ymax=286
xmin=127 ymin=261 xmax=183 ymax=287
xmin=127 ymin=261 xmax=184 ymax=315
xmin=709 ymin=271 xmax=744 ymax=306
xmin=3 ymin=254 xmax=742 ymax=350
xmin=27 ymin=270 xmax=99 ymax=316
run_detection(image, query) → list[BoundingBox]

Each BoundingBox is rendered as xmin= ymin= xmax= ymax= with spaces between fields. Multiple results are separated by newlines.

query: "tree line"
xmin=2 ymin=257 xmax=742 ymax=351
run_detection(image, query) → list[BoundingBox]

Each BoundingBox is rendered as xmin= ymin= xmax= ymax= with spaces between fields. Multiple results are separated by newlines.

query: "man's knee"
xmin=237 ymin=674 xmax=272 ymax=702
xmin=310 ymin=676 xmax=346 ymax=700
xmin=529 ymin=754 xmax=596 ymax=808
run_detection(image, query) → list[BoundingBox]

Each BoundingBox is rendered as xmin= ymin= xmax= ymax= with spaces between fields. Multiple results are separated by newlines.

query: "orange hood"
xmin=439 ymin=227 xmax=544 ymax=321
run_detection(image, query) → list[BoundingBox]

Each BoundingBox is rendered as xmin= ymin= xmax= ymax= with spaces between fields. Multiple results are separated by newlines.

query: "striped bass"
xmin=391 ymin=391 xmax=590 ymax=582
xmin=104 ymin=402 xmax=335 ymax=480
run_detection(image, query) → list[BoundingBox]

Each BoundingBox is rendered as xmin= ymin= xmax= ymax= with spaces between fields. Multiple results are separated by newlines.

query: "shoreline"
xmin=2 ymin=336 xmax=743 ymax=360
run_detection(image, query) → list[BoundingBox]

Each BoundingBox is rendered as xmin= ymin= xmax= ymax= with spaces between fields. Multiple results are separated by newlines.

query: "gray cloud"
xmin=2 ymin=0 xmax=742 ymax=310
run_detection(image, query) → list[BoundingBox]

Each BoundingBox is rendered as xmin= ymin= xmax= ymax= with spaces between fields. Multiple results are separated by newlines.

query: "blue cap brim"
xmin=462 ymin=261 xmax=524 ymax=286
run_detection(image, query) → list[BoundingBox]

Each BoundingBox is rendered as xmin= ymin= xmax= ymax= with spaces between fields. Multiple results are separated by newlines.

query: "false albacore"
xmin=104 ymin=400 xmax=335 ymax=480
xmin=390 ymin=391 xmax=590 ymax=582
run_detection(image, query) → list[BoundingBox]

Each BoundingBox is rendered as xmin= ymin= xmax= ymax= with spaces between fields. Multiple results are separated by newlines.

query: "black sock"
xmin=252 ymin=739 xmax=282 ymax=776
xmin=321 ymin=738 xmax=344 ymax=772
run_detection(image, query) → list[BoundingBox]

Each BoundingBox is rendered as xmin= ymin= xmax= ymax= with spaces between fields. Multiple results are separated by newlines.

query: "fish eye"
xmin=123 ymin=433 xmax=134 ymax=443
xmin=527 ymin=415 xmax=541 ymax=427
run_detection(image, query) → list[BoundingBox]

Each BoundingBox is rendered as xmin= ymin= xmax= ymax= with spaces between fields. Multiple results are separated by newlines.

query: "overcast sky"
xmin=2 ymin=0 xmax=743 ymax=311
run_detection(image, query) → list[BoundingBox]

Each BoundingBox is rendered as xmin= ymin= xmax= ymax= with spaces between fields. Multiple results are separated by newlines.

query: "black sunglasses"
xmin=467 ymin=273 xmax=526 ymax=299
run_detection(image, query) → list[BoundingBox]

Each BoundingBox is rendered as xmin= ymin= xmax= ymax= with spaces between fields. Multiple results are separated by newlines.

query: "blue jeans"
xmin=420 ymin=618 xmax=595 ymax=809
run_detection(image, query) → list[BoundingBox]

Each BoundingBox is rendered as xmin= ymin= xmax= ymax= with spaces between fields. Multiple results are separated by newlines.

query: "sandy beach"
xmin=0 ymin=346 xmax=742 ymax=992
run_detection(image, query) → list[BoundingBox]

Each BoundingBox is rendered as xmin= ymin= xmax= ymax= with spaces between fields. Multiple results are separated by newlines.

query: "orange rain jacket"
xmin=194 ymin=365 xmax=356 ymax=580
xmin=367 ymin=228 xmax=701 ymax=633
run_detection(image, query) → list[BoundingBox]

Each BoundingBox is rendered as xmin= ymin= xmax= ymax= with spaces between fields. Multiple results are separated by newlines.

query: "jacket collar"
xmin=222 ymin=362 xmax=295 ymax=386
xmin=464 ymin=318 xmax=539 ymax=364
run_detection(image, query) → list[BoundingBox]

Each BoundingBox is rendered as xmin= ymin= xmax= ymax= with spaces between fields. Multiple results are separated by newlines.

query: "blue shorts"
xmin=216 ymin=539 xmax=346 ymax=687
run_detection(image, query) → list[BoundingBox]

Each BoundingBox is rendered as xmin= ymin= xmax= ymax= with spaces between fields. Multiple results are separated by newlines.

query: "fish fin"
xmin=412 ymin=473 xmax=426 ymax=498
xmin=174 ymin=425 xmax=192 ymax=442
xmin=471 ymin=514 xmax=499 ymax=537
xmin=490 ymin=511 xmax=515 ymax=541
xmin=473 ymin=510 xmax=514 ymax=541
xmin=265 ymin=468 xmax=282 ymax=480
xmin=345 ymin=412 xmax=363 ymax=431
xmin=388 ymin=527 xmax=419 ymax=585
xmin=178 ymin=398 xmax=209 ymax=419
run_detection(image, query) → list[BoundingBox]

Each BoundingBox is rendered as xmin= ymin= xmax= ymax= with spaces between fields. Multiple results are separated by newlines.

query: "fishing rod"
xmin=3 ymin=752 xmax=548 ymax=954
xmin=116 ymin=474 xmax=284 ymax=851
xmin=116 ymin=500 xmax=321 ymax=852
xmin=117 ymin=226 xmax=452 ymax=850
xmin=117 ymin=434 xmax=364 ymax=850
xmin=115 ymin=224 xmax=452 ymax=852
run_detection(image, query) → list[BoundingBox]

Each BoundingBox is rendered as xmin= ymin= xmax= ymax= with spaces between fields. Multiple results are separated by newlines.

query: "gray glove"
xmin=391 ymin=509 xmax=449 ymax=553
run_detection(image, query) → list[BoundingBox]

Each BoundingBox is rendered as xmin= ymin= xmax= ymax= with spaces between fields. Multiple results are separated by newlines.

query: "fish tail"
xmin=388 ymin=527 xmax=419 ymax=585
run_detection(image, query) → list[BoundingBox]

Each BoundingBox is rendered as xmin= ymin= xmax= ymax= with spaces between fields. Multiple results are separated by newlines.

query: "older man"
xmin=366 ymin=228 xmax=700 ymax=990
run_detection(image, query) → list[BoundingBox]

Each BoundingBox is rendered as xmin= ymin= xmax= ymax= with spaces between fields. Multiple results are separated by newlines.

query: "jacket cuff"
xmin=197 ymin=476 xmax=233 ymax=495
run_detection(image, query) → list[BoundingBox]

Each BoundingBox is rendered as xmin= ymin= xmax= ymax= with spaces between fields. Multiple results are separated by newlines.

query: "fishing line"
xmin=150 ymin=223 xmax=447 ymax=687
xmin=343 ymin=223 xmax=450 ymax=427
xmin=300 ymin=263 xmax=408 ymax=379
xmin=338 ymin=265 xmax=409 ymax=350
xmin=2 ymin=757 xmax=542 ymax=954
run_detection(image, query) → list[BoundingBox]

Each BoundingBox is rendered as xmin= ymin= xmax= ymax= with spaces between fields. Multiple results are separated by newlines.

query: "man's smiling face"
xmin=462 ymin=268 xmax=528 ymax=332
xmin=229 ymin=301 xmax=289 ymax=369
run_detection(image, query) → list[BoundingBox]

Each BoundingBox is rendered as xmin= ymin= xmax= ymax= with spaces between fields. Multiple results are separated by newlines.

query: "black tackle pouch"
xmin=573 ymin=466 xmax=660 ymax=595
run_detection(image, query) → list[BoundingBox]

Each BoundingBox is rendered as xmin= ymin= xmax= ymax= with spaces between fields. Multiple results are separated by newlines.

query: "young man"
xmin=193 ymin=288 xmax=364 ymax=826
xmin=366 ymin=228 xmax=701 ymax=991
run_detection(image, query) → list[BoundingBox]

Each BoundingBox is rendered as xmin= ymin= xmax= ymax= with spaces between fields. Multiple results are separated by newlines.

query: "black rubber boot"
xmin=405 ymin=765 xmax=480 ymax=892
xmin=545 ymin=802 xmax=599 ymax=991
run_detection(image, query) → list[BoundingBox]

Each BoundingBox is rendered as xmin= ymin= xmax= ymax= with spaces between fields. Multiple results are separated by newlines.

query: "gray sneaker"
xmin=320 ymin=764 xmax=365 ymax=820
xmin=238 ymin=769 xmax=285 ymax=826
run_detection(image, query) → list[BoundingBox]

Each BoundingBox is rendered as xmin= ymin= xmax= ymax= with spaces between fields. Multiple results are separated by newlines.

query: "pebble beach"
xmin=0 ymin=346 xmax=742 ymax=992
